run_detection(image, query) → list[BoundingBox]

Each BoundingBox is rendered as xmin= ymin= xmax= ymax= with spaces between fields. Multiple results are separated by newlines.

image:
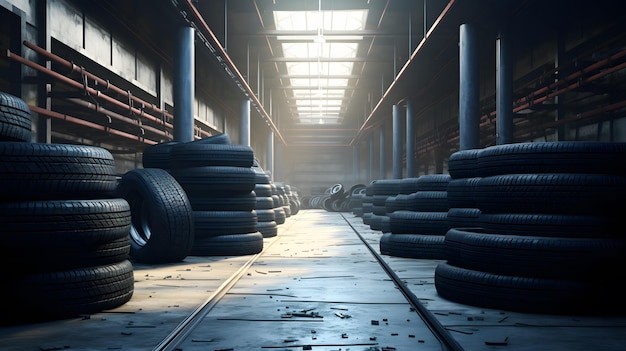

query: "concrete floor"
xmin=1 ymin=210 xmax=625 ymax=350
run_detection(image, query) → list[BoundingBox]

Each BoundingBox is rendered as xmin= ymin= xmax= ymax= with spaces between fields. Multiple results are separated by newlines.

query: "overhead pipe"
xmin=64 ymin=98 xmax=171 ymax=139
xmin=29 ymin=105 xmax=158 ymax=145
xmin=23 ymin=41 xmax=175 ymax=124
xmin=175 ymin=0 xmax=285 ymax=145
xmin=7 ymin=48 xmax=213 ymax=139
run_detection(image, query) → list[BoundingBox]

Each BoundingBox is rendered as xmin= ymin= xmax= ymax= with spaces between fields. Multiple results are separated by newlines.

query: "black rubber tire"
xmin=274 ymin=207 xmax=286 ymax=224
xmin=116 ymin=168 xmax=194 ymax=263
xmin=0 ymin=199 xmax=131 ymax=273
xmin=170 ymin=143 xmax=254 ymax=168
xmin=193 ymin=210 xmax=258 ymax=237
xmin=190 ymin=232 xmax=263 ymax=256
xmin=2 ymin=260 xmax=134 ymax=324
xmin=443 ymin=228 xmax=626 ymax=279
xmin=0 ymin=91 xmax=32 ymax=142
xmin=329 ymin=183 xmax=345 ymax=200
xmin=189 ymin=191 xmax=257 ymax=211
xmin=349 ymin=183 xmax=367 ymax=196
xmin=256 ymin=208 xmax=276 ymax=222
xmin=257 ymin=221 xmax=278 ymax=238
xmin=448 ymin=149 xmax=480 ymax=179
xmin=256 ymin=196 xmax=275 ymax=210
xmin=475 ymin=173 xmax=626 ymax=215
xmin=379 ymin=233 xmax=446 ymax=259
xmin=0 ymin=142 xmax=117 ymax=201
xmin=413 ymin=174 xmax=452 ymax=191
xmin=477 ymin=141 xmax=626 ymax=177
xmin=409 ymin=191 xmax=449 ymax=212
xmin=254 ymin=184 xmax=273 ymax=197
xmin=446 ymin=208 xmax=481 ymax=229
xmin=171 ymin=166 xmax=257 ymax=195
xmin=389 ymin=210 xmax=451 ymax=235
xmin=446 ymin=177 xmax=480 ymax=209
xmin=372 ymin=179 xmax=406 ymax=195
xmin=479 ymin=213 xmax=618 ymax=238
xmin=142 ymin=141 xmax=179 ymax=169
xmin=434 ymin=262 xmax=624 ymax=314
xmin=254 ymin=171 xmax=272 ymax=184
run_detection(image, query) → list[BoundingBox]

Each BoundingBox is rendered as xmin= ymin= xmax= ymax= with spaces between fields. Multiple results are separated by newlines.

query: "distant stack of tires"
xmin=379 ymin=175 xmax=452 ymax=259
xmin=253 ymin=161 xmax=278 ymax=238
xmin=435 ymin=142 xmax=626 ymax=314
xmin=301 ymin=183 xmax=366 ymax=213
xmin=0 ymin=91 xmax=133 ymax=324
xmin=143 ymin=135 xmax=263 ymax=256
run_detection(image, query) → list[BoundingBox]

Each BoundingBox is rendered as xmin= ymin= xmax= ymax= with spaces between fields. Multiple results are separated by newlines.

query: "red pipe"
xmin=23 ymin=40 xmax=175 ymax=123
xmin=29 ymin=105 xmax=158 ymax=145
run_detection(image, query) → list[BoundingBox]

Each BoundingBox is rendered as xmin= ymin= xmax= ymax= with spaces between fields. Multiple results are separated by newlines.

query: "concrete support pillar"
xmin=406 ymin=100 xmax=416 ymax=177
xmin=496 ymin=30 xmax=514 ymax=144
xmin=267 ymin=131 xmax=274 ymax=180
xmin=379 ymin=124 xmax=386 ymax=179
xmin=459 ymin=23 xmax=480 ymax=150
xmin=369 ymin=134 xmax=375 ymax=181
xmin=274 ymin=141 xmax=282 ymax=181
xmin=174 ymin=27 xmax=195 ymax=142
xmin=240 ymin=99 xmax=251 ymax=146
xmin=392 ymin=104 xmax=403 ymax=179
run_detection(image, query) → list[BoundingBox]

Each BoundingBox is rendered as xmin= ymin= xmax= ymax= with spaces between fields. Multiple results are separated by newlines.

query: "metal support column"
xmin=240 ymin=99 xmax=251 ymax=146
xmin=274 ymin=141 xmax=282 ymax=181
xmin=406 ymin=99 xmax=416 ymax=177
xmin=496 ymin=29 xmax=513 ymax=144
xmin=459 ymin=23 xmax=480 ymax=150
xmin=379 ymin=124 xmax=386 ymax=179
xmin=173 ymin=26 xmax=195 ymax=142
xmin=267 ymin=131 xmax=274 ymax=180
xmin=36 ymin=0 xmax=51 ymax=143
xmin=392 ymin=104 xmax=402 ymax=179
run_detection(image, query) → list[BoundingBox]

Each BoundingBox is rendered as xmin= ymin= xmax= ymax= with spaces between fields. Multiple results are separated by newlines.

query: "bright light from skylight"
xmin=273 ymin=8 xmax=368 ymax=124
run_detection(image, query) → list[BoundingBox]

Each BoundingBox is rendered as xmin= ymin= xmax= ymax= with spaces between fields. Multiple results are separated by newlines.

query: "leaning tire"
xmin=0 ymin=91 xmax=32 ymax=142
xmin=116 ymin=169 xmax=194 ymax=263
xmin=190 ymin=232 xmax=263 ymax=256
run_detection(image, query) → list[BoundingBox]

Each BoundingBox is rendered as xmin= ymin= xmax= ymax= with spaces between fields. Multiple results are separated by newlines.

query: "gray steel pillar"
xmin=459 ymin=23 xmax=480 ymax=150
xmin=240 ymin=99 xmax=251 ymax=146
xmin=267 ymin=131 xmax=274 ymax=180
xmin=496 ymin=30 xmax=513 ymax=144
xmin=406 ymin=99 xmax=416 ymax=177
xmin=379 ymin=124 xmax=386 ymax=179
xmin=174 ymin=26 xmax=195 ymax=142
xmin=274 ymin=141 xmax=282 ymax=181
xmin=392 ymin=104 xmax=402 ymax=179
xmin=369 ymin=134 xmax=375 ymax=181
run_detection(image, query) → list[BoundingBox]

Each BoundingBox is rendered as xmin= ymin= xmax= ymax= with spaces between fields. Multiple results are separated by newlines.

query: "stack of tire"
xmin=361 ymin=183 xmax=375 ymax=225
xmin=0 ymin=91 xmax=133 ymax=324
xmin=435 ymin=142 xmax=626 ymax=314
xmin=272 ymin=184 xmax=287 ymax=225
xmin=252 ymin=162 xmax=278 ymax=238
xmin=284 ymin=184 xmax=301 ymax=216
xmin=380 ymin=175 xmax=452 ymax=259
xmin=445 ymin=149 xmax=482 ymax=230
xmin=163 ymin=137 xmax=263 ymax=256
xmin=369 ymin=179 xmax=406 ymax=232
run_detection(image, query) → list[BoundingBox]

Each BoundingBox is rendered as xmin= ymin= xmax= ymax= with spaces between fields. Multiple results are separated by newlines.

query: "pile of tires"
xmin=380 ymin=175 xmax=452 ymax=259
xmin=144 ymin=134 xmax=263 ymax=256
xmin=435 ymin=142 xmax=626 ymax=314
xmin=0 ymin=91 xmax=133 ymax=324
xmin=253 ymin=162 xmax=278 ymax=238
xmin=301 ymin=183 xmax=366 ymax=213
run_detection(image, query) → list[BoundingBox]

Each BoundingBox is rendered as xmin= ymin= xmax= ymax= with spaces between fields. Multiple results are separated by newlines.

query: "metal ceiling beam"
xmin=265 ymin=57 xmax=376 ymax=62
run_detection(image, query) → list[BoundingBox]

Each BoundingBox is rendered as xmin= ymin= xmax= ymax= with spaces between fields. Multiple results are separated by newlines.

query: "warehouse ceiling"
xmin=195 ymin=0 xmax=444 ymax=147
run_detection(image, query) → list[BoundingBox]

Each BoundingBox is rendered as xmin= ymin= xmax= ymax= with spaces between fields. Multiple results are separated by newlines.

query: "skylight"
xmin=273 ymin=8 xmax=368 ymax=124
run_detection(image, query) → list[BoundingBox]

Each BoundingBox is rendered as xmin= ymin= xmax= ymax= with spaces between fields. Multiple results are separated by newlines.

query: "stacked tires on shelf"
xmin=435 ymin=142 xmax=626 ymax=314
xmin=0 ymin=91 xmax=133 ymax=324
